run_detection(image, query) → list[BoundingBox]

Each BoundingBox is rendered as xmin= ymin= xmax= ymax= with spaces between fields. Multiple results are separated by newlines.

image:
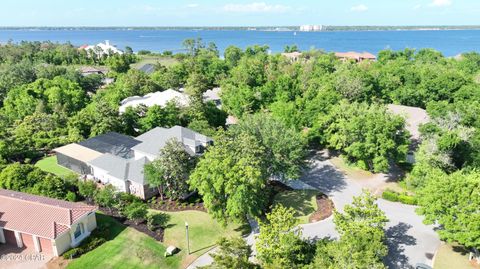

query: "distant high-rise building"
xmin=299 ymin=25 xmax=323 ymax=32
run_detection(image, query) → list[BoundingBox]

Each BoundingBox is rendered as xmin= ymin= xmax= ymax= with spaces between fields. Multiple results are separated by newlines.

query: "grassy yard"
xmin=67 ymin=214 xmax=180 ymax=269
xmin=273 ymin=190 xmax=319 ymax=224
xmin=434 ymin=243 xmax=479 ymax=269
xmin=68 ymin=210 xmax=248 ymax=269
xmin=330 ymin=156 xmax=374 ymax=180
xmin=35 ymin=155 xmax=75 ymax=177
xmin=131 ymin=55 xmax=179 ymax=69
xmin=159 ymin=210 xmax=250 ymax=268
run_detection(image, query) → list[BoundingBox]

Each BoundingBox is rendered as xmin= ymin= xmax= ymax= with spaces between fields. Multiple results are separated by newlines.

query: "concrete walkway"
xmin=188 ymin=153 xmax=441 ymax=269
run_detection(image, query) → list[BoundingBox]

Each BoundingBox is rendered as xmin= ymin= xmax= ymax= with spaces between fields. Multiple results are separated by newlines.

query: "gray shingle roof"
xmin=79 ymin=132 xmax=141 ymax=159
xmin=137 ymin=64 xmax=156 ymax=74
xmin=127 ymin=157 xmax=149 ymax=184
xmin=88 ymin=154 xmax=129 ymax=180
xmin=88 ymin=154 xmax=150 ymax=184
xmin=133 ymin=126 xmax=212 ymax=156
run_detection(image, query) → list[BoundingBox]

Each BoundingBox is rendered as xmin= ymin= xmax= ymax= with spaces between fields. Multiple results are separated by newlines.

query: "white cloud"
xmin=413 ymin=4 xmax=422 ymax=10
xmin=186 ymin=4 xmax=199 ymax=8
xmin=223 ymin=2 xmax=290 ymax=13
xmin=350 ymin=4 xmax=368 ymax=12
xmin=430 ymin=0 xmax=452 ymax=7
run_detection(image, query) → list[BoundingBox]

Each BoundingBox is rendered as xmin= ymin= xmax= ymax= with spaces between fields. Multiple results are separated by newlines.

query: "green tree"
xmin=144 ymin=138 xmax=195 ymax=200
xmin=417 ymin=170 xmax=480 ymax=250
xmin=312 ymin=191 xmax=388 ymax=269
xmin=94 ymin=184 xmax=117 ymax=210
xmin=0 ymin=163 xmax=42 ymax=191
xmin=78 ymin=179 xmax=98 ymax=203
xmin=256 ymin=205 xmax=314 ymax=268
xmin=314 ymin=101 xmax=409 ymax=172
xmin=189 ymin=131 xmax=268 ymax=224
xmin=230 ymin=113 xmax=306 ymax=179
xmin=122 ymin=201 xmax=148 ymax=225
xmin=203 ymin=237 xmax=259 ymax=269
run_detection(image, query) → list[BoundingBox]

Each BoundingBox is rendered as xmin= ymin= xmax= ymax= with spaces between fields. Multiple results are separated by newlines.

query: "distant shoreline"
xmin=1 ymin=26 xmax=480 ymax=32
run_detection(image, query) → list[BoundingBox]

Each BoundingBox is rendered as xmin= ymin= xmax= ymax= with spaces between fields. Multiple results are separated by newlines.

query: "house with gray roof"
xmin=54 ymin=126 xmax=212 ymax=199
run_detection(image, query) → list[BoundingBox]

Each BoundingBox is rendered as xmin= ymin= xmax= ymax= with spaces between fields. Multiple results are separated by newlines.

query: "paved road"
xmin=299 ymin=155 xmax=441 ymax=269
xmin=188 ymin=154 xmax=441 ymax=269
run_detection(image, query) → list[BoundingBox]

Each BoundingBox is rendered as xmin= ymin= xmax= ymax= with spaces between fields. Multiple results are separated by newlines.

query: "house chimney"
xmin=105 ymin=40 xmax=110 ymax=46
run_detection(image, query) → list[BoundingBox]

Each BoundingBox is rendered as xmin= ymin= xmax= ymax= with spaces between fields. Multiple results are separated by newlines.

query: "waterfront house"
xmin=335 ymin=51 xmax=377 ymax=62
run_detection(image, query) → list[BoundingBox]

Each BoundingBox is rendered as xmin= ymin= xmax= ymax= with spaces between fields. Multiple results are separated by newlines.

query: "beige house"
xmin=0 ymin=189 xmax=97 ymax=256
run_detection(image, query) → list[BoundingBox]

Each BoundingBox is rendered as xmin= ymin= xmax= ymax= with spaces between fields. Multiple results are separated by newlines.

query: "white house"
xmin=119 ymin=88 xmax=223 ymax=113
xmin=119 ymin=89 xmax=190 ymax=113
xmin=81 ymin=40 xmax=123 ymax=56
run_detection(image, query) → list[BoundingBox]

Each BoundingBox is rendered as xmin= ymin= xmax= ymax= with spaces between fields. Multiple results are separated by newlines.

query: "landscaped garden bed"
xmin=273 ymin=187 xmax=334 ymax=224
xmin=148 ymin=198 xmax=206 ymax=212
xmin=98 ymin=206 xmax=164 ymax=241
xmin=309 ymin=193 xmax=334 ymax=222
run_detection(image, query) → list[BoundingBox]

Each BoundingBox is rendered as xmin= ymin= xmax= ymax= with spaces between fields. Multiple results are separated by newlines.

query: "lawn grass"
xmin=67 ymin=213 xmax=181 ymax=269
xmin=330 ymin=156 xmax=374 ymax=180
xmin=158 ymin=210 xmax=250 ymax=268
xmin=273 ymin=190 xmax=319 ymax=224
xmin=68 ymin=210 xmax=249 ymax=269
xmin=35 ymin=155 xmax=75 ymax=177
xmin=434 ymin=243 xmax=479 ymax=269
xmin=131 ymin=55 xmax=179 ymax=69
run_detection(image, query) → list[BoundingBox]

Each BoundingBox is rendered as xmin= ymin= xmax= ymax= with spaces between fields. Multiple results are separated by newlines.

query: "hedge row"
xmin=382 ymin=190 xmax=417 ymax=205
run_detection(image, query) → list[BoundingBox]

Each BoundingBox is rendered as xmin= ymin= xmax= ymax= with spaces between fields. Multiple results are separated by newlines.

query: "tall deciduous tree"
xmin=312 ymin=191 xmax=388 ymax=269
xmin=203 ymin=237 xmax=259 ymax=269
xmin=256 ymin=205 xmax=314 ymax=268
xmin=314 ymin=101 xmax=409 ymax=172
xmin=417 ymin=170 xmax=480 ymax=250
xmin=189 ymin=131 xmax=268 ymax=224
xmin=144 ymin=138 xmax=195 ymax=200
xmin=230 ymin=113 xmax=306 ymax=180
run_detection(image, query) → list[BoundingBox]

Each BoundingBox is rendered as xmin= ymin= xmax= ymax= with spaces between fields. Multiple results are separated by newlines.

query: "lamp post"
xmin=185 ymin=222 xmax=190 ymax=255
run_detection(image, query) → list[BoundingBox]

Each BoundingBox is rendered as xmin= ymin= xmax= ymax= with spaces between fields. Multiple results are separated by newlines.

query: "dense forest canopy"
xmin=1 ymin=39 xmax=480 ymax=258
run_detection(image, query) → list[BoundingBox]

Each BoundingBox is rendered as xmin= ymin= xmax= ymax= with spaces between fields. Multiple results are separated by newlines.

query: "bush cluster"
xmin=381 ymin=189 xmax=417 ymax=205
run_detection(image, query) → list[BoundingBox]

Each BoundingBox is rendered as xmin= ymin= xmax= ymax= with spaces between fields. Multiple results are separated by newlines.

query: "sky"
xmin=0 ymin=0 xmax=479 ymax=27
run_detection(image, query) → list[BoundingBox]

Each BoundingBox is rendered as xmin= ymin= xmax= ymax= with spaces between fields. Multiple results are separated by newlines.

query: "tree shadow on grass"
xmin=275 ymin=191 xmax=316 ymax=218
xmin=190 ymin=244 xmax=217 ymax=255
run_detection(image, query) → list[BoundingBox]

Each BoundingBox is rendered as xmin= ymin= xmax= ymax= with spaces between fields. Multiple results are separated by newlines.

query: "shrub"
xmin=62 ymin=236 xmax=106 ymax=259
xmin=66 ymin=191 xmax=77 ymax=202
xmin=382 ymin=190 xmax=399 ymax=202
xmin=146 ymin=212 xmax=170 ymax=231
xmin=123 ymin=202 xmax=148 ymax=224
xmin=398 ymin=194 xmax=417 ymax=205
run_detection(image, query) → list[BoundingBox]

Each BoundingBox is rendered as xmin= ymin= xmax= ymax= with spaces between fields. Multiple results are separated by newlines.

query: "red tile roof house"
xmin=335 ymin=51 xmax=377 ymax=62
xmin=0 ymin=189 xmax=97 ymax=257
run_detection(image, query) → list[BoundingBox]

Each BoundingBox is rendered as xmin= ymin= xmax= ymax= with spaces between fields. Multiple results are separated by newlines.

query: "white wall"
xmin=90 ymin=166 xmax=127 ymax=192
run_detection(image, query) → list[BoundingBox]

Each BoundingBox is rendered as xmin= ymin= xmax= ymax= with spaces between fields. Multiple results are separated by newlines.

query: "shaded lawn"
xmin=330 ymin=156 xmax=374 ymax=180
xmin=35 ymin=156 xmax=75 ymax=177
xmin=434 ymin=243 xmax=479 ymax=269
xmin=67 ymin=213 xmax=180 ymax=269
xmin=158 ymin=210 xmax=251 ymax=268
xmin=273 ymin=190 xmax=319 ymax=224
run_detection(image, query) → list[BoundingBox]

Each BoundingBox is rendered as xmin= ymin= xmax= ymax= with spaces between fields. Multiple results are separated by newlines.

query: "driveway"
xmin=0 ymin=245 xmax=52 ymax=269
xmin=188 ymin=153 xmax=441 ymax=269
xmin=299 ymin=154 xmax=441 ymax=268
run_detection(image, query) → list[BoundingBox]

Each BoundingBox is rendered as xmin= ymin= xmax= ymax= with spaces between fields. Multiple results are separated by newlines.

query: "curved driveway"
xmin=299 ymin=156 xmax=441 ymax=269
xmin=188 ymin=154 xmax=441 ymax=269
